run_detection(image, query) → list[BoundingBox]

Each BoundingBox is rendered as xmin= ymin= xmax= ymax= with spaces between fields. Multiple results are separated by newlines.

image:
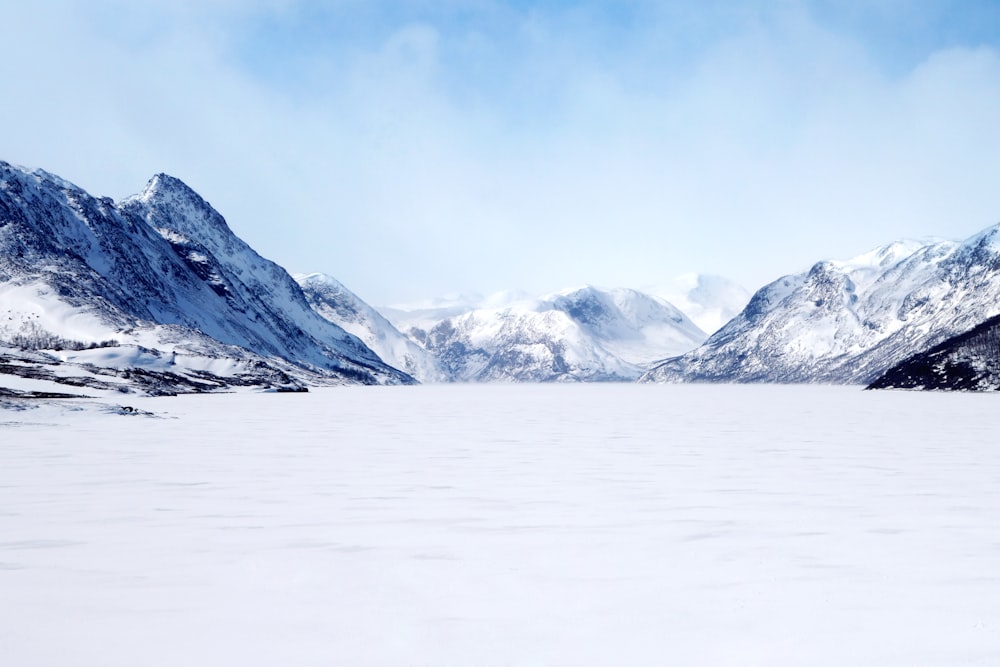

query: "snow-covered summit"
xmin=831 ymin=239 xmax=932 ymax=272
xmin=126 ymin=173 xmax=237 ymax=244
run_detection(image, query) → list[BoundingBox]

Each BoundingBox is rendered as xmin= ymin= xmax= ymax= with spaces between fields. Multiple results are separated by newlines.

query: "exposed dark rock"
xmin=867 ymin=314 xmax=1000 ymax=391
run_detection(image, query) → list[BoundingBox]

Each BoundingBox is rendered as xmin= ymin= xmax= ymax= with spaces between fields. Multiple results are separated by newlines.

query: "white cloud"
xmin=2 ymin=2 xmax=1000 ymax=304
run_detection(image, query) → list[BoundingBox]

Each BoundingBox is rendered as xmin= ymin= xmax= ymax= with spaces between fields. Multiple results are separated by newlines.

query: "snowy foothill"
xmin=2 ymin=384 xmax=999 ymax=666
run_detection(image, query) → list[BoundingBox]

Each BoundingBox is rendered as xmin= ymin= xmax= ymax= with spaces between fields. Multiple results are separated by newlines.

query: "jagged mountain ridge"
xmin=395 ymin=286 xmax=707 ymax=382
xmin=641 ymin=227 xmax=1000 ymax=385
xmin=295 ymin=273 xmax=447 ymax=383
xmin=0 ymin=161 xmax=412 ymax=392
xmin=868 ymin=314 xmax=1000 ymax=391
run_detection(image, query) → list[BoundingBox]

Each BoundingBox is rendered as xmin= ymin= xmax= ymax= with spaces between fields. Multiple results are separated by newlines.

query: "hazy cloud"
xmin=3 ymin=1 xmax=1000 ymax=304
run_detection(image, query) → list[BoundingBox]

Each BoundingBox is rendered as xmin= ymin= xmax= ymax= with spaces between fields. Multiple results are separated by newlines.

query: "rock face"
xmin=0 ymin=161 xmax=412 ymax=394
xmin=641 ymin=227 xmax=1000 ymax=385
xmin=295 ymin=273 xmax=447 ymax=383
xmin=868 ymin=314 xmax=1000 ymax=391
xmin=393 ymin=286 xmax=707 ymax=383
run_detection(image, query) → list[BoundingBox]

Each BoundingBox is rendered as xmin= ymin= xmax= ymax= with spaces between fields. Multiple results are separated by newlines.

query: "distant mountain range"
xmin=4 ymin=159 xmax=1000 ymax=394
xmin=303 ymin=279 xmax=745 ymax=383
xmin=385 ymin=286 xmax=709 ymax=382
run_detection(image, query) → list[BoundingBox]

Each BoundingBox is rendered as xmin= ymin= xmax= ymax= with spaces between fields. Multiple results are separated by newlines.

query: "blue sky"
xmin=3 ymin=1 xmax=1000 ymax=304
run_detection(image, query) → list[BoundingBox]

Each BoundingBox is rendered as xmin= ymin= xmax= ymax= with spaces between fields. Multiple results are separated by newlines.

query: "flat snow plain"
xmin=2 ymin=384 xmax=999 ymax=666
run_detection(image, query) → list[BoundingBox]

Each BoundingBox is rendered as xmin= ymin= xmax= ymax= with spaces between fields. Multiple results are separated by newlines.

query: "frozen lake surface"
xmin=2 ymin=384 xmax=999 ymax=665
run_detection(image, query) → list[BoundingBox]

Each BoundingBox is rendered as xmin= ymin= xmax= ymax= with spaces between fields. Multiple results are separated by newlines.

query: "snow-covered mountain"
xmin=0 ymin=161 xmax=412 ymax=394
xmin=868 ymin=313 xmax=1000 ymax=391
xmin=396 ymin=286 xmax=706 ymax=382
xmin=649 ymin=274 xmax=751 ymax=334
xmin=295 ymin=273 xmax=447 ymax=383
xmin=642 ymin=227 xmax=1000 ymax=385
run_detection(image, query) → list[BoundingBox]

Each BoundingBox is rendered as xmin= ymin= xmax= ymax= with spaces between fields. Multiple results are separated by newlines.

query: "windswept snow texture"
xmin=2 ymin=385 xmax=999 ymax=666
xmin=0 ymin=161 xmax=411 ymax=390
xmin=0 ymin=343 xmax=313 ymax=397
xmin=394 ymin=286 xmax=706 ymax=382
xmin=295 ymin=272 xmax=447 ymax=383
xmin=868 ymin=313 xmax=1000 ymax=391
xmin=643 ymin=229 xmax=1000 ymax=384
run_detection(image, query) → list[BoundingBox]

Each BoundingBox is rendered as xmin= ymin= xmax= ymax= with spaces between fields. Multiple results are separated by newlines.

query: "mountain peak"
xmin=0 ymin=161 xmax=86 ymax=196
xmin=296 ymin=272 xmax=344 ymax=289
xmin=963 ymin=221 xmax=1000 ymax=252
xmin=831 ymin=239 xmax=929 ymax=273
xmin=123 ymin=173 xmax=234 ymax=240
xmin=138 ymin=173 xmax=203 ymax=204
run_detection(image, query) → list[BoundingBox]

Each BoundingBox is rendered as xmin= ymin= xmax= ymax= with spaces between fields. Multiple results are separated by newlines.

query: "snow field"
xmin=1 ymin=384 xmax=999 ymax=665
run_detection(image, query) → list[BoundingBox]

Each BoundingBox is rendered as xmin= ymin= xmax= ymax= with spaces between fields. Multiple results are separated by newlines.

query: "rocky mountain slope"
xmin=0 ymin=161 xmax=412 ymax=394
xmin=641 ymin=226 xmax=1000 ymax=385
xmin=867 ymin=314 xmax=1000 ymax=391
xmin=394 ymin=286 xmax=707 ymax=382
xmin=295 ymin=273 xmax=446 ymax=383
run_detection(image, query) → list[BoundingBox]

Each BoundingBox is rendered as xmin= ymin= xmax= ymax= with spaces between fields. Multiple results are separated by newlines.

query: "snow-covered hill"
xmin=295 ymin=273 xmax=446 ymax=383
xmin=0 ymin=161 xmax=412 ymax=394
xmin=397 ymin=286 xmax=706 ymax=382
xmin=642 ymin=227 xmax=1000 ymax=385
xmin=868 ymin=314 xmax=1000 ymax=391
